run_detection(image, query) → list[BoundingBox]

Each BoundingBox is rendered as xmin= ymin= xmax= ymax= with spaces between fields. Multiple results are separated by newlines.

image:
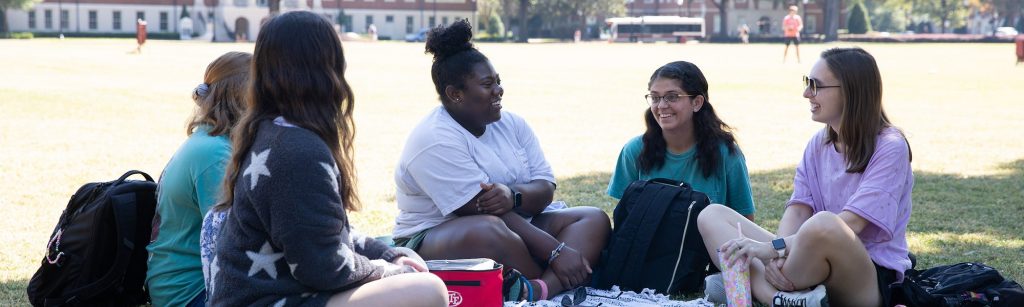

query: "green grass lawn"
xmin=1 ymin=38 xmax=1022 ymax=305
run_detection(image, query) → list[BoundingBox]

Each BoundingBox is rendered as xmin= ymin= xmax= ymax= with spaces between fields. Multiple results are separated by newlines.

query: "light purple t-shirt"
xmin=786 ymin=127 xmax=913 ymax=281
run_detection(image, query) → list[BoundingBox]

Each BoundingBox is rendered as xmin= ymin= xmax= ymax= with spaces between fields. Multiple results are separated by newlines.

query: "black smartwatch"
xmin=771 ymin=238 xmax=787 ymax=258
xmin=512 ymin=190 xmax=523 ymax=210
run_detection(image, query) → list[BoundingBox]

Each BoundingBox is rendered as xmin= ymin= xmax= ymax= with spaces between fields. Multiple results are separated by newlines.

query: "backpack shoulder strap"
xmin=618 ymin=185 xmax=679 ymax=288
xmin=600 ymin=181 xmax=664 ymax=287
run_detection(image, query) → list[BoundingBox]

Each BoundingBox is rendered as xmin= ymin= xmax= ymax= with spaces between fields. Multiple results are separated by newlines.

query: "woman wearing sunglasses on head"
xmin=697 ymin=47 xmax=913 ymax=307
xmin=607 ymin=61 xmax=756 ymax=221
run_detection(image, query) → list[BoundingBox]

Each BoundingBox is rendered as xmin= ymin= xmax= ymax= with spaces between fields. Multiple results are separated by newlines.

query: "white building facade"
xmin=5 ymin=0 xmax=476 ymax=42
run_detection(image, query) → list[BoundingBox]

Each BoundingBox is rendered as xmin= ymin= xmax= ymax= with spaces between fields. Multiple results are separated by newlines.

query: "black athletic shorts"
xmin=875 ymin=262 xmax=898 ymax=307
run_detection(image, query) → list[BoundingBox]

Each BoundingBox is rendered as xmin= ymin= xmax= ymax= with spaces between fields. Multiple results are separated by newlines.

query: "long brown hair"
xmin=821 ymin=47 xmax=911 ymax=173
xmin=187 ymin=51 xmax=251 ymax=136
xmin=217 ymin=11 xmax=359 ymax=211
xmin=639 ymin=61 xmax=738 ymax=178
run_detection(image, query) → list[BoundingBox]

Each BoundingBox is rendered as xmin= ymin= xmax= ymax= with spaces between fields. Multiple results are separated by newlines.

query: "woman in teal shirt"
xmin=146 ymin=51 xmax=251 ymax=307
xmin=608 ymin=61 xmax=755 ymax=220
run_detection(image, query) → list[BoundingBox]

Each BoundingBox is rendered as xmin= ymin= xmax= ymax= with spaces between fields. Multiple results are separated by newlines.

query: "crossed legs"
xmin=417 ymin=207 xmax=611 ymax=299
xmin=697 ymin=204 xmax=882 ymax=306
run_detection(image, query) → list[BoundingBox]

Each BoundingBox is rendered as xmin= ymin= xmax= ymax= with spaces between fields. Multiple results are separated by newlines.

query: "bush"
xmin=487 ymin=16 xmax=505 ymax=38
xmin=848 ymin=1 xmax=872 ymax=34
xmin=10 ymin=32 xmax=34 ymax=39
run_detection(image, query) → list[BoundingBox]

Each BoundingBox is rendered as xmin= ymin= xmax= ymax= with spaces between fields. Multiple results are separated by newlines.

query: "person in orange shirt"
xmin=782 ymin=6 xmax=803 ymax=63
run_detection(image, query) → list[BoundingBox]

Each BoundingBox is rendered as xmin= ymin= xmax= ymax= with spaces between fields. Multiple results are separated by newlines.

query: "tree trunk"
xmin=824 ymin=0 xmax=840 ymax=41
xmin=940 ymin=0 xmax=947 ymax=33
xmin=269 ymin=0 xmax=280 ymax=17
xmin=713 ymin=0 xmax=729 ymax=37
xmin=1 ymin=7 xmax=9 ymax=36
xmin=517 ymin=0 xmax=527 ymax=42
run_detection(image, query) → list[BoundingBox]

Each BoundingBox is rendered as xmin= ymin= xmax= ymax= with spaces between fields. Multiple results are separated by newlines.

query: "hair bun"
xmin=424 ymin=19 xmax=475 ymax=61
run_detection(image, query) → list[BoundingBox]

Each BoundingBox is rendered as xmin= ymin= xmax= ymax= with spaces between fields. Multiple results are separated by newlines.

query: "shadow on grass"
xmin=555 ymin=159 xmax=1024 ymax=283
xmin=1 ymin=279 xmax=28 ymax=306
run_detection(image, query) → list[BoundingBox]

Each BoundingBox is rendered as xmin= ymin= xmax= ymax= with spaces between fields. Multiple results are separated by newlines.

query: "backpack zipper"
xmin=666 ymin=200 xmax=697 ymax=293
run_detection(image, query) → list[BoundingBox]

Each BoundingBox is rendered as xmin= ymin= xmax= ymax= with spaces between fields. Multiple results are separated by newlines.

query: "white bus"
xmin=606 ymin=16 xmax=705 ymax=43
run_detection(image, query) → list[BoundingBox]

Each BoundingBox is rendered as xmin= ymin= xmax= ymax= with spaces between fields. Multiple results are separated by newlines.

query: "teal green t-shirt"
xmin=146 ymin=126 xmax=230 ymax=307
xmin=607 ymin=136 xmax=755 ymax=216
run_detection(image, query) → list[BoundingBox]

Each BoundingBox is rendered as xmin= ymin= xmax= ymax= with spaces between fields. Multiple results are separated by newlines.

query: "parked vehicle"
xmin=405 ymin=28 xmax=429 ymax=42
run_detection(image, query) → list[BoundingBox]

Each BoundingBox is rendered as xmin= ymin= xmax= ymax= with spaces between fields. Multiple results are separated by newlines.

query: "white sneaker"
xmin=772 ymin=284 xmax=829 ymax=307
xmin=703 ymin=273 xmax=726 ymax=304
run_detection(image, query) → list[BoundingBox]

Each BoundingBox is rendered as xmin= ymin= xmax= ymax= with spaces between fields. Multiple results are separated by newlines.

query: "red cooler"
xmin=427 ymin=259 xmax=503 ymax=307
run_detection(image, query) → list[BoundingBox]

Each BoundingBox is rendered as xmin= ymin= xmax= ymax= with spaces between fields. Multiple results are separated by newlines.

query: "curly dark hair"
xmin=639 ymin=61 xmax=738 ymax=178
xmin=424 ymin=19 xmax=489 ymax=102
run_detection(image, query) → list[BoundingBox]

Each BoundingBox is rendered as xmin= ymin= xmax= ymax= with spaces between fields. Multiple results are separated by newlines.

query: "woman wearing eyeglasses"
xmin=697 ymin=47 xmax=913 ymax=307
xmin=607 ymin=61 xmax=755 ymax=221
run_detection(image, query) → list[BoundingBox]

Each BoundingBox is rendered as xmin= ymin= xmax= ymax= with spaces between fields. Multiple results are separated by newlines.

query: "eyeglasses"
xmin=803 ymin=75 xmax=841 ymax=97
xmin=645 ymin=93 xmax=696 ymax=106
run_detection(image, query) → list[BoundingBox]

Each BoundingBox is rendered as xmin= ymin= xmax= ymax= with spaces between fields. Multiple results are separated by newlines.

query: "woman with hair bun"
xmin=392 ymin=19 xmax=612 ymax=302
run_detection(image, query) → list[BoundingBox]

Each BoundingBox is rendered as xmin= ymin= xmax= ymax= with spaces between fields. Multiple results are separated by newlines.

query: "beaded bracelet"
xmin=548 ymin=242 xmax=566 ymax=265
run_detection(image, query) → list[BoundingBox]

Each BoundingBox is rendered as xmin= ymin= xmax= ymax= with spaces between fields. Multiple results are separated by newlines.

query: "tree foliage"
xmin=484 ymin=0 xmax=623 ymax=40
xmin=1 ymin=0 xmax=42 ymax=35
xmin=848 ymin=0 xmax=872 ymax=33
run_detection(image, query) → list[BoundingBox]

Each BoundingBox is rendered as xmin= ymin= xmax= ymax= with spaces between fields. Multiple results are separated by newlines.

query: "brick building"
xmin=4 ymin=0 xmax=477 ymax=41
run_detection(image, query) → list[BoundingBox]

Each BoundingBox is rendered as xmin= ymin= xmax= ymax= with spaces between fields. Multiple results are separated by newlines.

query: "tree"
xmin=848 ymin=0 xmax=872 ymax=33
xmin=824 ymin=0 xmax=841 ymax=41
xmin=517 ymin=0 xmax=530 ymax=42
xmin=0 ymin=0 xmax=41 ymax=36
xmin=268 ymin=0 xmax=280 ymax=17
xmin=914 ymin=0 xmax=970 ymax=32
xmin=711 ymin=0 xmax=730 ymax=37
xmin=519 ymin=0 xmax=624 ymax=39
xmin=487 ymin=12 xmax=505 ymax=37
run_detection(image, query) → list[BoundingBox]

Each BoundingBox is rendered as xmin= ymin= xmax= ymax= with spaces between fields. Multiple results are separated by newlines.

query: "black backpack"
xmin=592 ymin=178 xmax=712 ymax=295
xmin=27 ymin=170 xmax=157 ymax=307
xmin=891 ymin=262 xmax=1024 ymax=307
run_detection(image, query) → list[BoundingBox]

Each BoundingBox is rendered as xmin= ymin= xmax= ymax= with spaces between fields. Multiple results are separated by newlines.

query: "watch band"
xmin=512 ymin=190 xmax=522 ymax=209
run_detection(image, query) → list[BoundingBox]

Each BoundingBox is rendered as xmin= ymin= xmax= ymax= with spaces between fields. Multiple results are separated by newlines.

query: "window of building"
xmin=113 ymin=11 xmax=122 ymax=30
xmin=137 ymin=11 xmax=145 ymax=23
xmin=429 ymin=16 xmax=435 ymax=28
xmin=442 ymin=16 xmax=448 ymax=26
xmin=60 ymin=10 xmax=69 ymax=29
xmin=805 ymin=15 xmax=817 ymax=33
xmin=366 ymin=15 xmax=373 ymax=27
xmin=256 ymin=0 xmax=268 ymax=7
xmin=386 ymin=15 xmax=394 ymax=23
xmin=44 ymin=10 xmax=52 ymax=29
xmin=28 ymin=11 xmax=36 ymax=29
xmin=88 ymin=11 xmax=97 ymax=30
xmin=160 ymin=12 xmax=168 ymax=31
xmin=405 ymin=16 xmax=413 ymax=33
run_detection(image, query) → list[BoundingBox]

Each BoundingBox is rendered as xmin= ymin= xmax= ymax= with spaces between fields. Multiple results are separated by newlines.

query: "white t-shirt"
xmin=392 ymin=106 xmax=556 ymax=238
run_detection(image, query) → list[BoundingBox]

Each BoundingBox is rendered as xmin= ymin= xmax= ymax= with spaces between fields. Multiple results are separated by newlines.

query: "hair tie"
xmin=193 ymin=83 xmax=210 ymax=99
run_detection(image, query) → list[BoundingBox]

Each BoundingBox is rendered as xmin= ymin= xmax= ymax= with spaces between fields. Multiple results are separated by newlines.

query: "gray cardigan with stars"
xmin=210 ymin=120 xmax=410 ymax=307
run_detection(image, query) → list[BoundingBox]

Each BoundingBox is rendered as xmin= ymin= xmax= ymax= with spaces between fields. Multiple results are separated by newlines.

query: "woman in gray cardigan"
xmin=206 ymin=11 xmax=446 ymax=307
